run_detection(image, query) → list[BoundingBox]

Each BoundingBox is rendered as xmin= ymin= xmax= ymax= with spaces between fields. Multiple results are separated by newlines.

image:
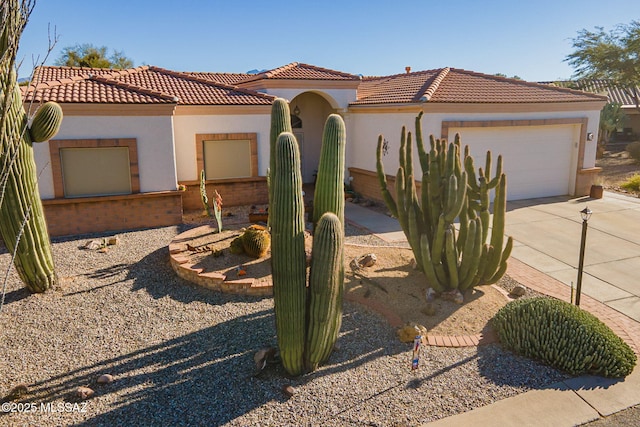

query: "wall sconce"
xmin=293 ymin=105 xmax=301 ymax=116
xmin=587 ymin=132 xmax=594 ymax=141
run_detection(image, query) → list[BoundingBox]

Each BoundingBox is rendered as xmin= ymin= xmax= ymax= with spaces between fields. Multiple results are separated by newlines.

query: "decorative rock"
xmin=425 ymin=287 xmax=436 ymax=302
xmin=441 ymin=289 xmax=464 ymax=304
xmin=421 ymin=302 xmax=436 ymax=316
xmin=97 ymin=248 xmax=108 ymax=254
xmin=76 ymin=386 xmax=94 ymax=400
xmin=107 ymin=237 xmax=119 ymax=246
xmin=4 ymin=384 xmax=28 ymax=401
xmin=357 ymin=253 xmax=377 ymax=268
xmin=82 ymin=240 xmax=103 ymax=250
xmin=397 ymin=323 xmax=428 ymax=343
xmin=97 ymin=374 xmax=114 ymax=384
xmin=254 ymin=347 xmax=277 ymax=374
xmin=282 ymin=384 xmax=295 ymax=398
xmin=509 ymin=285 xmax=526 ymax=297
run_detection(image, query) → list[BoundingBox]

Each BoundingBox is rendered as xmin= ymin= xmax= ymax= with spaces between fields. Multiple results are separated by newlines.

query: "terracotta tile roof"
xmin=25 ymin=66 xmax=275 ymax=106
xmin=239 ymin=62 xmax=360 ymax=84
xmin=354 ymin=68 xmax=608 ymax=105
xmin=548 ymin=80 xmax=639 ymax=107
xmin=23 ymin=73 xmax=176 ymax=104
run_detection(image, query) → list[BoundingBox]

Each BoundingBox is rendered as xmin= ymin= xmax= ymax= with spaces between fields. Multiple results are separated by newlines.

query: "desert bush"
xmin=620 ymin=174 xmax=640 ymax=192
xmin=492 ymin=297 xmax=636 ymax=377
xmin=626 ymin=141 xmax=640 ymax=163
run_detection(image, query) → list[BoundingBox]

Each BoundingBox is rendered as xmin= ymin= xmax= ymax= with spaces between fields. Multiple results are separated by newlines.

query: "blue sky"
xmin=16 ymin=0 xmax=640 ymax=81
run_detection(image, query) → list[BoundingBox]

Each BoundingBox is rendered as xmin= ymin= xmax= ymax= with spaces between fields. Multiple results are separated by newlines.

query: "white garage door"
xmin=449 ymin=125 xmax=579 ymax=200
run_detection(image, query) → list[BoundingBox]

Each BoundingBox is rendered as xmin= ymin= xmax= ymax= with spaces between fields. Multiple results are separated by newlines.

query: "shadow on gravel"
xmin=127 ymin=246 xmax=270 ymax=305
xmin=476 ymin=345 xmax=573 ymax=389
xmin=16 ymin=304 xmax=408 ymax=426
xmin=21 ymin=309 xmax=277 ymax=426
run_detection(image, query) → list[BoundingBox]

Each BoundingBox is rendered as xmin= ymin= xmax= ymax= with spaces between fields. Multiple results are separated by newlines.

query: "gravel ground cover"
xmin=0 ymin=222 xmax=571 ymax=426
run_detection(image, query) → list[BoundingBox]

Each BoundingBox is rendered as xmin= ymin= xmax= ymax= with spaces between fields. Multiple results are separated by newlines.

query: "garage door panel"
xmin=450 ymin=125 xmax=577 ymax=200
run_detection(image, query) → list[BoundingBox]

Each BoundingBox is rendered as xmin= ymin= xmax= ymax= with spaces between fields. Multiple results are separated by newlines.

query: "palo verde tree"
xmin=1 ymin=0 xmax=63 ymax=293
xmin=55 ymin=43 xmax=133 ymax=69
xmin=566 ymin=21 xmax=640 ymax=112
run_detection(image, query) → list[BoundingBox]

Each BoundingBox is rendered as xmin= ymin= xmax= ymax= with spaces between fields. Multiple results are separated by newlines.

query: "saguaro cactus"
xmin=1 ymin=1 xmax=63 ymax=293
xmin=376 ymin=112 xmax=512 ymax=300
xmin=267 ymin=98 xmax=292 ymax=228
xmin=270 ymin=106 xmax=345 ymax=376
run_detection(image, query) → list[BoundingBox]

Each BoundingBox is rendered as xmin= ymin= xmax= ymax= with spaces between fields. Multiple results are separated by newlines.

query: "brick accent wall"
xmin=42 ymin=191 xmax=183 ymax=237
xmin=349 ymin=167 xmax=423 ymax=203
xmin=180 ymin=177 xmax=268 ymax=211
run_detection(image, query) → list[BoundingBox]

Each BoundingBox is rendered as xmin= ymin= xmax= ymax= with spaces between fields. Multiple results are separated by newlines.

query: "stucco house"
xmin=24 ymin=62 xmax=607 ymax=237
xmin=550 ymin=80 xmax=640 ymax=142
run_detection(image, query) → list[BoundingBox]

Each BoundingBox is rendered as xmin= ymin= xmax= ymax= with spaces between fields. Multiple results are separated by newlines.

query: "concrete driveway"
xmin=506 ymin=191 xmax=640 ymax=322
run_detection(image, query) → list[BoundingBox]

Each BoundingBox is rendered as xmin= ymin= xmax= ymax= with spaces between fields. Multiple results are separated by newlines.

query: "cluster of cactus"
xmin=376 ymin=112 xmax=512 ymax=301
xmin=229 ymin=225 xmax=271 ymax=258
xmin=0 ymin=1 xmax=63 ymax=293
xmin=493 ymin=297 xmax=637 ymax=377
xmin=269 ymin=98 xmax=345 ymax=376
xmin=199 ymin=170 xmax=223 ymax=232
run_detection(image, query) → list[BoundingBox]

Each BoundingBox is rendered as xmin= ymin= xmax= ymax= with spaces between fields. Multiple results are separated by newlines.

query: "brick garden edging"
xmin=169 ymin=225 xmax=273 ymax=297
xmin=169 ymin=226 xmax=639 ymax=352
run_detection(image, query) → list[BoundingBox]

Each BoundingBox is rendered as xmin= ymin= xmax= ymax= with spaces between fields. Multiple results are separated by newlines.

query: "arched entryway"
xmin=289 ymin=92 xmax=335 ymax=183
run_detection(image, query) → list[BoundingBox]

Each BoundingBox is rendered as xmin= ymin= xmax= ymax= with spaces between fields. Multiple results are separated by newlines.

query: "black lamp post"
xmin=575 ymin=206 xmax=592 ymax=306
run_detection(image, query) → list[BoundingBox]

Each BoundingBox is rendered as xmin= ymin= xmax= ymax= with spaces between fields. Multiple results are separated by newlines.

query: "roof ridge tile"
xmin=148 ymin=66 xmax=276 ymax=101
xmin=420 ymin=67 xmax=450 ymax=101
xmin=89 ymin=75 xmax=178 ymax=102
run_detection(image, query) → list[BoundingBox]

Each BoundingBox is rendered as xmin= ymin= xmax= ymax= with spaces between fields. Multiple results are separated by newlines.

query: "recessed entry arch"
xmin=289 ymin=92 xmax=336 ymax=183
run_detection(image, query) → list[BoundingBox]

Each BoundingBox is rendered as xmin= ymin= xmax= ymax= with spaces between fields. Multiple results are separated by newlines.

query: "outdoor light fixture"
xmin=293 ymin=105 xmax=301 ymax=116
xmin=587 ymin=132 xmax=594 ymax=141
xmin=575 ymin=206 xmax=592 ymax=306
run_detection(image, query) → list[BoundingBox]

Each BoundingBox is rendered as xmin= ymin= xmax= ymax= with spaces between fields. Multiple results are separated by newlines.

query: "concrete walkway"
xmin=344 ymin=192 xmax=640 ymax=426
xmin=506 ymin=191 xmax=640 ymax=323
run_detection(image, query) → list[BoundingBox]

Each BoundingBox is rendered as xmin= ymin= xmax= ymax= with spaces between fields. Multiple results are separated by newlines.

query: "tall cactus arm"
xmin=399 ymin=126 xmax=407 ymax=177
xmin=420 ymin=234 xmax=445 ymax=292
xmin=268 ymin=98 xmax=292 ymax=227
xmin=376 ymin=135 xmax=398 ymax=217
xmin=313 ymin=114 xmax=345 ymax=228
xmin=395 ymin=167 xmax=408 ymax=236
xmin=306 ymin=212 xmax=344 ymax=371
xmin=415 ymin=112 xmax=429 ymax=172
xmin=444 ymin=228 xmax=459 ymax=289
xmin=483 ymin=237 xmax=513 ymax=285
xmin=30 ymin=102 xmax=63 ymax=142
xmin=488 ymin=154 xmax=503 ymax=188
xmin=0 ymin=70 xmax=58 ymax=292
xmin=270 ymin=132 xmax=307 ymax=377
xmin=443 ymin=172 xmax=467 ymax=222
xmin=459 ymin=218 xmax=484 ymax=291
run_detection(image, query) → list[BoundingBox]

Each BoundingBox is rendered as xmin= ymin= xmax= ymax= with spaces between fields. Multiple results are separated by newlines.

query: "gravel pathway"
xmin=0 ymin=223 xmax=570 ymax=426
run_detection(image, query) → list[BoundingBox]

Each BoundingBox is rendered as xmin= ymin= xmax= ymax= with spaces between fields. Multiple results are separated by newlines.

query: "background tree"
xmin=566 ymin=21 xmax=640 ymax=112
xmin=494 ymin=73 xmax=522 ymax=80
xmin=55 ymin=43 xmax=133 ymax=68
xmin=599 ymin=102 xmax=628 ymax=147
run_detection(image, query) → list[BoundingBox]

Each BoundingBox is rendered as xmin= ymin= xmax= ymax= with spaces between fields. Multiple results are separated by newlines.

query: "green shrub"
xmin=620 ymin=174 xmax=640 ymax=192
xmin=626 ymin=141 xmax=640 ymax=163
xmin=492 ymin=297 xmax=637 ymax=377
